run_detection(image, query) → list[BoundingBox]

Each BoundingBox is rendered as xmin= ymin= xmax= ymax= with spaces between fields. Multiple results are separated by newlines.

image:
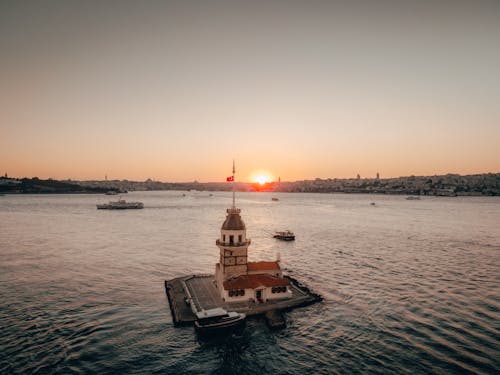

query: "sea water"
xmin=0 ymin=192 xmax=499 ymax=374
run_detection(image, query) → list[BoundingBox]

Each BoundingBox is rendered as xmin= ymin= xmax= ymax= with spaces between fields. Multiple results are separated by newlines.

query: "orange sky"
xmin=1 ymin=1 xmax=499 ymax=182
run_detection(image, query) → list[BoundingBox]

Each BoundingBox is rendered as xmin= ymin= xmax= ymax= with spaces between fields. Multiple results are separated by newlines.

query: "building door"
xmin=256 ymin=290 xmax=262 ymax=302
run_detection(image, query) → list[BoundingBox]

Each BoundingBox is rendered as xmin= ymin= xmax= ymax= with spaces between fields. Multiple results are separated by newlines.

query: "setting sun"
xmin=250 ymin=170 xmax=274 ymax=185
xmin=255 ymin=175 xmax=269 ymax=185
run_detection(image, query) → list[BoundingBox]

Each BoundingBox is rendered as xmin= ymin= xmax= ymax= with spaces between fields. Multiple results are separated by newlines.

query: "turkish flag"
xmin=226 ymin=176 xmax=234 ymax=182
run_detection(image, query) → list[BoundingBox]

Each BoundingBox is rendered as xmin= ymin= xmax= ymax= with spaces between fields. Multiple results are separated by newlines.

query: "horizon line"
xmin=4 ymin=171 xmax=499 ymax=184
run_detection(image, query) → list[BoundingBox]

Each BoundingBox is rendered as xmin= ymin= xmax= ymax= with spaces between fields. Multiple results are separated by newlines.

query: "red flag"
xmin=226 ymin=176 xmax=234 ymax=182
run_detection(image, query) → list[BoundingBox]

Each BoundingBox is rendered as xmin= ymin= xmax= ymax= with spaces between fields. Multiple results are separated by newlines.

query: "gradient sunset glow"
xmin=1 ymin=1 xmax=499 ymax=182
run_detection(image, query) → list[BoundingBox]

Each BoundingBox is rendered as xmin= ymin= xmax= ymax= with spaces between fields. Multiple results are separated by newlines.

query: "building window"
xmin=223 ymin=234 xmax=226 ymax=242
xmin=228 ymin=289 xmax=245 ymax=297
xmin=238 ymin=235 xmax=242 ymax=243
xmin=229 ymin=235 xmax=234 ymax=244
xmin=272 ymin=286 xmax=287 ymax=293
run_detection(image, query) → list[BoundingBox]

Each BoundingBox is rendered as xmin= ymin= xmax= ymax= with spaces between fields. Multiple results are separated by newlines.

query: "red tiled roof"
xmin=247 ymin=261 xmax=280 ymax=271
xmin=223 ymin=274 xmax=289 ymax=290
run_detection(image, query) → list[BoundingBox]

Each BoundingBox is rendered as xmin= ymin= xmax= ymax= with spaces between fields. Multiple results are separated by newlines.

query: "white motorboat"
xmin=273 ymin=230 xmax=295 ymax=241
xmin=406 ymin=196 xmax=421 ymax=200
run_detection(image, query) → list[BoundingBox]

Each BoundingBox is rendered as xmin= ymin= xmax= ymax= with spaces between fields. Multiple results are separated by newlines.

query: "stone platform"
xmin=165 ymin=274 xmax=322 ymax=326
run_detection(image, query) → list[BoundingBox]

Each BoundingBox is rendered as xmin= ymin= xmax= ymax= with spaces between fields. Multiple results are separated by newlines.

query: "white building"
xmin=214 ymin=163 xmax=292 ymax=303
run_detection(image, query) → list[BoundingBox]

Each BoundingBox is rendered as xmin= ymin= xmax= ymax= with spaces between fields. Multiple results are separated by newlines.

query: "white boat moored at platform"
xmin=194 ymin=308 xmax=246 ymax=333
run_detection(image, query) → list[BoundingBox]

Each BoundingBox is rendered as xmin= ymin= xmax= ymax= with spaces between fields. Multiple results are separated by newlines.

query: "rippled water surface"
xmin=1 ymin=192 xmax=499 ymax=374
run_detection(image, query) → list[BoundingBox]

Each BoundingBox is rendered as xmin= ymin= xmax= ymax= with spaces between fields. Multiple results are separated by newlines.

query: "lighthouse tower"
xmin=214 ymin=162 xmax=291 ymax=303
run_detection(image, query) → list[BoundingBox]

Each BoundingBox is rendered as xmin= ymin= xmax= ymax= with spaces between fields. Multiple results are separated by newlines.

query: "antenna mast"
xmin=232 ymin=159 xmax=236 ymax=209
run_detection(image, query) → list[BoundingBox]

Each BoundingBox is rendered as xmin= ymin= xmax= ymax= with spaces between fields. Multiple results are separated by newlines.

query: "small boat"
xmin=194 ymin=308 xmax=246 ymax=334
xmin=370 ymin=202 xmax=376 ymax=206
xmin=271 ymin=197 xmax=279 ymax=201
xmin=105 ymin=190 xmax=118 ymax=195
xmin=97 ymin=199 xmax=144 ymax=209
xmin=406 ymin=196 xmax=421 ymax=200
xmin=273 ymin=230 xmax=295 ymax=241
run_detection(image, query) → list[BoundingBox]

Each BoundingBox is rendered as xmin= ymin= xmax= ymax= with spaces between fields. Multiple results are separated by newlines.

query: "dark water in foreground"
xmin=0 ymin=192 xmax=499 ymax=374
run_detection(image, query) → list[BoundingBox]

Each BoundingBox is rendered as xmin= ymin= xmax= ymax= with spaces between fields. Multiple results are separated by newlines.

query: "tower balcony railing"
xmin=216 ymin=239 xmax=251 ymax=247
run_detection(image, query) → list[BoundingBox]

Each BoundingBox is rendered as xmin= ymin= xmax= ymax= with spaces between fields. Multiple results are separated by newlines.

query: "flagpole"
xmin=232 ymin=159 xmax=235 ymax=209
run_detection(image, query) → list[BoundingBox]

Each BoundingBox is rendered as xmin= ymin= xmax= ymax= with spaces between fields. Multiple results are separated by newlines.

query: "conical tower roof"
xmin=221 ymin=208 xmax=245 ymax=230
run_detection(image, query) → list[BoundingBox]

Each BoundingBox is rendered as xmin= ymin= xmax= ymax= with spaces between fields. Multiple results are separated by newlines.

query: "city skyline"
xmin=1 ymin=1 xmax=499 ymax=182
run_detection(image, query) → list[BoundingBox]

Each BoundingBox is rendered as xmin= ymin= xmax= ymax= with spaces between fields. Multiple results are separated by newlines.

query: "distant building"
xmin=376 ymin=172 xmax=380 ymax=180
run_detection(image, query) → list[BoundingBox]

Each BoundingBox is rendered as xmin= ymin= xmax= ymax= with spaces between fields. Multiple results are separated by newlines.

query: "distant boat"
xmin=406 ymin=196 xmax=421 ymax=200
xmin=273 ymin=230 xmax=295 ymax=241
xmin=271 ymin=197 xmax=279 ymax=201
xmin=194 ymin=308 xmax=246 ymax=334
xmin=97 ymin=199 xmax=143 ymax=209
xmin=370 ymin=202 xmax=376 ymax=206
xmin=105 ymin=191 xmax=118 ymax=195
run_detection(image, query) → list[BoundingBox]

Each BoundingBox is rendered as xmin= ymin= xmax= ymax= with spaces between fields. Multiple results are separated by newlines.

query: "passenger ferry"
xmin=97 ymin=199 xmax=144 ymax=209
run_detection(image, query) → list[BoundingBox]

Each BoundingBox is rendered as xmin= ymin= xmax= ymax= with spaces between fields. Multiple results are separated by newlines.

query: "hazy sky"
xmin=1 ymin=0 xmax=499 ymax=182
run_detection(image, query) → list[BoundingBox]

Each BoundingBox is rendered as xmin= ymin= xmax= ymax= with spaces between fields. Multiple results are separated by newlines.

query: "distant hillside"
xmin=0 ymin=177 xmax=113 ymax=194
xmin=277 ymin=173 xmax=500 ymax=196
xmin=2 ymin=173 xmax=499 ymax=196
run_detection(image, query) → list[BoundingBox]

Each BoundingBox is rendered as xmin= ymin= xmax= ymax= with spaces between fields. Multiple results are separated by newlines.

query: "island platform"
xmin=165 ymin=274 xmax=322 ymax=326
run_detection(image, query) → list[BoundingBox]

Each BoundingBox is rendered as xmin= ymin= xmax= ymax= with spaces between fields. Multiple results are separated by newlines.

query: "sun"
xmin=250 ymin=170 xmax=273 ymax=185
xmin=255 ymin=175 xmax=269 ymax=185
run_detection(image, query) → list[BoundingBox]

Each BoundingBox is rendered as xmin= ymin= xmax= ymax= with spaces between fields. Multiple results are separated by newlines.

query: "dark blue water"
xmin=1 ymin=192 xmax=499 ymax=374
